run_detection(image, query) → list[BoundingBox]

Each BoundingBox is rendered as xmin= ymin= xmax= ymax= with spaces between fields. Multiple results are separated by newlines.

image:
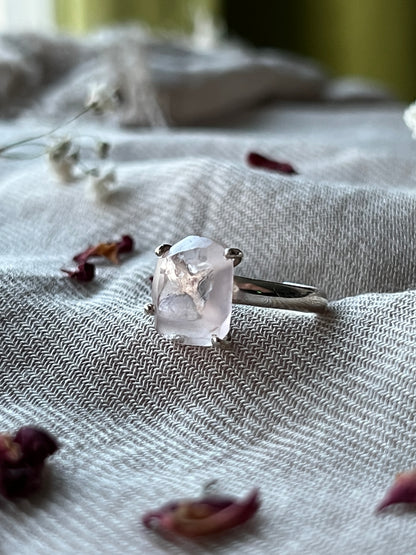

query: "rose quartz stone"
xmin=152 ymin=236 xmax=234 ymax=346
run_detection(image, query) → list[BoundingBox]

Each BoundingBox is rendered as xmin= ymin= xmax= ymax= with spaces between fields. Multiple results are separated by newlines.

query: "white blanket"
xmin=0 ymin=28 xmax=415 ymax=554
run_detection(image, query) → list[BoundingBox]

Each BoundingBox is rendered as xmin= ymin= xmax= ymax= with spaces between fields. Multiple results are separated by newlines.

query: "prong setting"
xmin=144 ymin=303 xmax=155 ymax=315
xmin=211 ymin=333 xmax=232 ymax=348
xmin=224 ymin=247 xmax=243 ymax=267
xmin=155 ymin=243 xmax=171 ymax=257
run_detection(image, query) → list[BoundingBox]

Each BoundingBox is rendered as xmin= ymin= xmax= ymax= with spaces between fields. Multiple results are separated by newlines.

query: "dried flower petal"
xmin=116 ymin=235 xmax=134 ymax=254
xmin=14 ymin=426 xmax=58 ymax=466
xmin=73 ymin=235 xmax=134 ymax=265
xmin=61 ymin=261 xmax=95 ymax=282
xmin=377 ymin=469 xmax=416 ymax=511
xmin=247 ymin=152 xmax=297 ymax=174
xmin=47 ymin=139 xmax=78 ymax=183
xmin=0 ymin=464 xmax=43 ymax=498
xmin=142 ymin=489 xmax=259 ymax=538
xmin=0 ymin=427 xmax=58 ymax=499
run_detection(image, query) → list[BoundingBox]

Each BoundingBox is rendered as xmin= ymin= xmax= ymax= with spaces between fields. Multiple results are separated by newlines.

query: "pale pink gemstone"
xmin=152 ymin=236 xmax=234 ymax=346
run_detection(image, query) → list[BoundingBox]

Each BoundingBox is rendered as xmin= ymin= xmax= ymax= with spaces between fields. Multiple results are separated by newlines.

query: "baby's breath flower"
xmin=403 ymin=101 xmax=416 ymax=138
xmin=85 ymin=83 xmax=120 ymax=114
xmin=47 ymin=138 xmax=78 ymax=183
xmin=87 ymin=167 xmax=116 ymax=201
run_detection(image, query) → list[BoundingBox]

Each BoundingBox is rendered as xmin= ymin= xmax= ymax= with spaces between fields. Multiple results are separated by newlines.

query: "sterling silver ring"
xmin=145 ymin=235 xmax=327 ymax=347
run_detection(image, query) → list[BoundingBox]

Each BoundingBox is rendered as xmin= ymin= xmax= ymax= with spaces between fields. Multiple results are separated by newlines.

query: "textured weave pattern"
xmin=1 ymin=32 xmax=416 ymax=555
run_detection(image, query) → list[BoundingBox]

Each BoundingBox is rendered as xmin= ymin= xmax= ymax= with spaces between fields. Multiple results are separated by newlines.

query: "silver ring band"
xmin=233 ymin=276 xmax=328 ymax=312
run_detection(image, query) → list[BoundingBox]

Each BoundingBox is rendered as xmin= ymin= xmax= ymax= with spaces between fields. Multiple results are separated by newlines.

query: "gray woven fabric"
xmin=0 ymin=30 xmax=416 ymax=555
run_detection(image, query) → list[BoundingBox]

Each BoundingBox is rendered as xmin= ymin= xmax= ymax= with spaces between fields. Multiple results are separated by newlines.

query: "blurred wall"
xmin=55 ymin=0 xmax=416 ymax=101
xmin=55 ymin=0 xmax=219 ymax=34
xmin=224 ymin=0 xmax=416 ymax=101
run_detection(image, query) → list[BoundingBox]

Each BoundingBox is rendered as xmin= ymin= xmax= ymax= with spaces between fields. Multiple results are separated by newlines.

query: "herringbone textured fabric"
xmin=1 ymin=31 xmax=416 ymax=555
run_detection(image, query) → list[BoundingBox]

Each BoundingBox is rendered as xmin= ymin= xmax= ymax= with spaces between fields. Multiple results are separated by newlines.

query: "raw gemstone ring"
xmin=146 ymin=236 xmax=327 ymax=347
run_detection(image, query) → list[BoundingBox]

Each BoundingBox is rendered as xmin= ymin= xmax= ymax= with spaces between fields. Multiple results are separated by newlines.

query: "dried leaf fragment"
xmin=142 ymin=488 xmax=259 ymax=538
xmin=377 ymin=469 xmax=416 ymax=511
xmin=0 ymin=426 xmax=58 ymax=499
xmin=247 ymin=151 xmax=297 ymax=174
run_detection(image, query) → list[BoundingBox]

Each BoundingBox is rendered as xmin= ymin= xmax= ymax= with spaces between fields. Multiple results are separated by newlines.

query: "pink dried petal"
xmin=62 ymin=262 xmax=95 ymax=282
xmin=377 ymin=470 xmax=416 ymax=511
xmin=143 ymin=489 xmax=259 ymax=538
xmin=14 ymin=427 xmax=58 ymax=466
xmin=247 ymin=151 xmax=297 ymax=174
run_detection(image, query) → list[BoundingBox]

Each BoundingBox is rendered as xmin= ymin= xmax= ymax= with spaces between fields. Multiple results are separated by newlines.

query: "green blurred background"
xmin=54 ymin=0 xmax=416 ymax=101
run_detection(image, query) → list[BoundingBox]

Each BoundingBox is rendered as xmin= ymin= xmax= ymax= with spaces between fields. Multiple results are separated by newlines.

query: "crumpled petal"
xmin=61 ymin=261 xmax=95 ymax=282
xmin=247 ymin=151 xmax=297 ymax=174
xmin=377 ymin=469 xmax=416 ymax=511
xmin=73 ymin=235 xmax=134 ymax=265
xmin=14 ymin=426 xmax=59 ymax=466
xmin=142 ymin=489 xmax=260 ymax=538
xmin=116 ymin=235 xmax=134 ymax=254
xmin=0 ymin=464 xmax=43 ymax=498
xmin=0 ymin=427 xmax=58 ymax=499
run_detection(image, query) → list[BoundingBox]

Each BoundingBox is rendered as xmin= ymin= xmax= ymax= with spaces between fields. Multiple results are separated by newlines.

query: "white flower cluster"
xmin=47 ymin=139 xmax=79 ymax=183
xmin=46 ymin=84 xmax=120 ymax=201
xmin=87 ymin=168 xmax=116 ymax=202
xmin=403 ymin=101 xmax=416 ymax=138
xmin=0 ymin=83 xmax=120 ymax=203
xmin=47 ymin=137 xmax=116 ymax=202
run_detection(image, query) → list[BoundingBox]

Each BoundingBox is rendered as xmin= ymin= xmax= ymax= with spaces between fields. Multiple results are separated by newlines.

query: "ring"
xmin=145 ymin=236 xmax=327 ymax=347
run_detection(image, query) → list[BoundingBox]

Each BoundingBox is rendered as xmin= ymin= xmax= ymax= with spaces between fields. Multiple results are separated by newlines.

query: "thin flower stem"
xmin=0 ymin=107 xmax=92 ymax=155
xmin=0 ymin=152 xmax=46 ymax=160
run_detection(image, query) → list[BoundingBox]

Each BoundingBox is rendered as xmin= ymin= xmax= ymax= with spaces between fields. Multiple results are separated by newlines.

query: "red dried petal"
xmin=0 ymin=464 xmax=43 ymax=498
xmin=62 ymin=262 xmax=95 ymax=282
xmin=247 ymin=151 xmax=297 ymax=174
xmin=116 ymin=235 xmax=134 ymax=254
xmin=377 ymin=470 xmax=416 ymax=511
xmin=0 ymin=426 xmax=59 ymax=499
xmin=14 ymin=427 xmax=58 ymax=466
xmin=142 ymin=489 xmax=259 ymax=538
xmin=73 ymin=246 xmax=97 ymax=265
